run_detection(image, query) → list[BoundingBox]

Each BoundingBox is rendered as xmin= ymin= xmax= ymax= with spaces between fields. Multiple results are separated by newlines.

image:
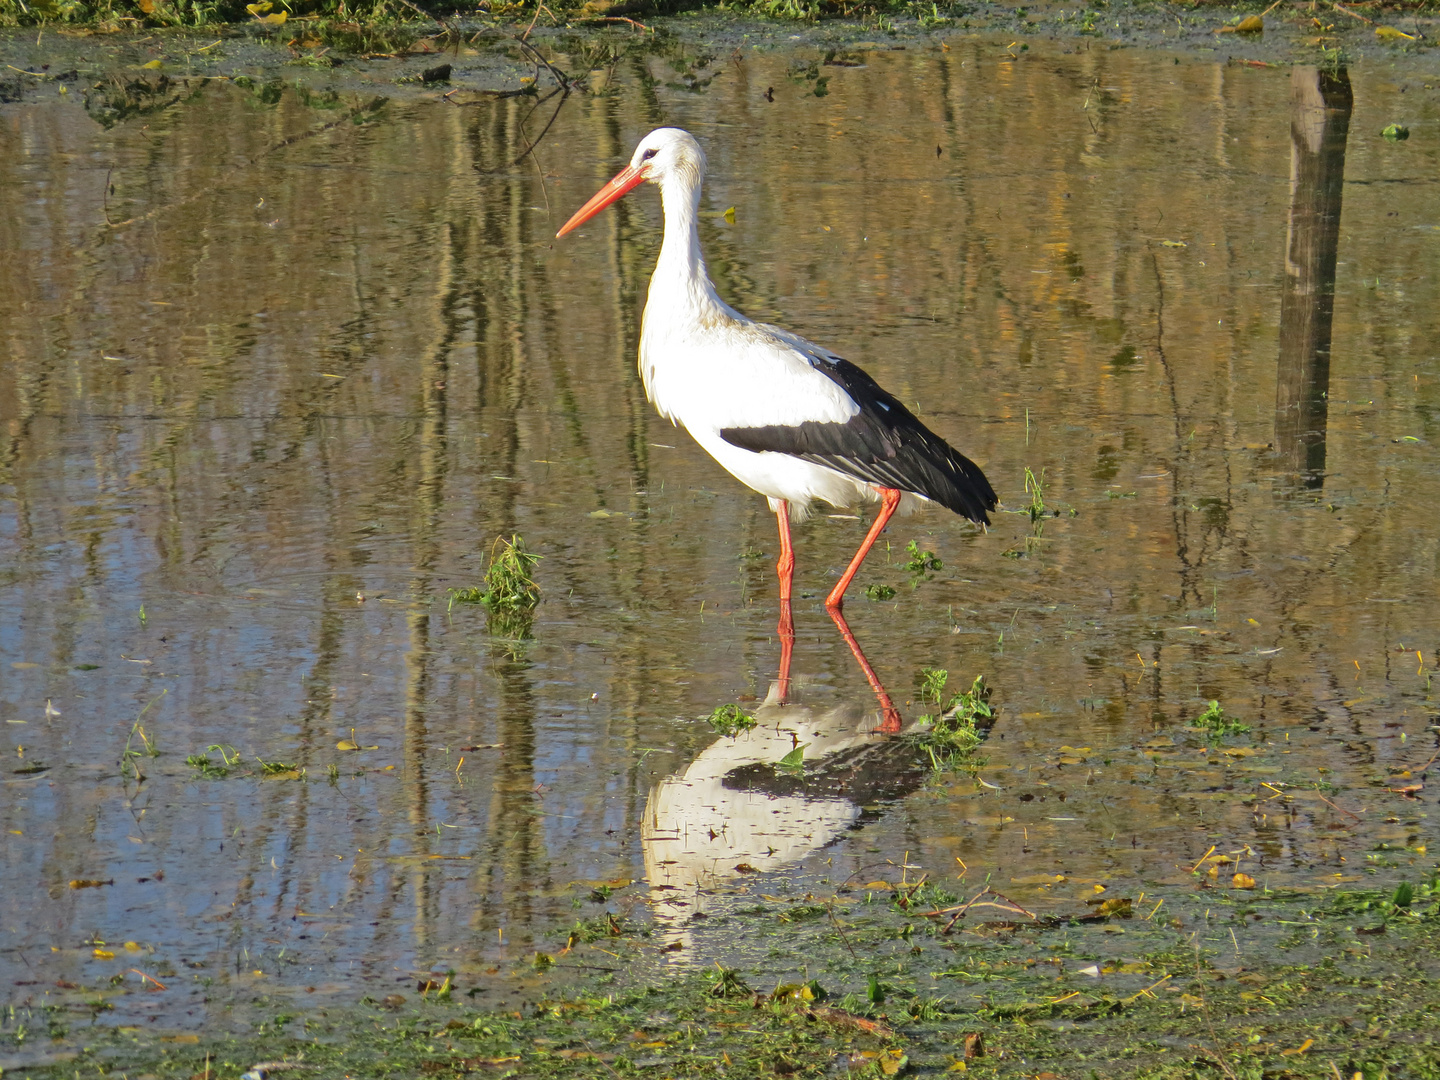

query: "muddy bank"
xmin=1 ymin=1 xmax=1437 ymax=108
xmin=6 ymin=873 xmax=1440 ymax=1078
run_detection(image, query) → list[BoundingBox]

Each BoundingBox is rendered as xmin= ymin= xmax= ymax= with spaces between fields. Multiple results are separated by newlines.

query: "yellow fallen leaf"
xmin=124 ymin=941 xmax=143 ymax=952
xmin=336 ymin=739 xmax=358 ymax=751
xmin=141 ymin=60 xmax=162 ymax=69
xmin=1281 ymin=1038 xmax=1315 ymax=1056
xmin=723 ymin=206 xmax=736 ymax=224
xmin=261 ymin=11 xmax=287 ymax=24
xmin=136 ymin=0 xmax=154 ymax=10
xmin=245 ymin=1 xmax=272 ymax=11
xmin=863 ymin=880 xmax=895 ymax=890
xmin=93 ymin=949 xmax=115 ymax=959
xmin=1217 ymin=14 xmax=1263 ymax=32
xmin=160 ymin=1034 xmax=200 ymax=1043
xmin=878 ymin=1049 xmax=909 ymax=1077
xmin=1375 ymin=25 xmax=1416 ymax=40
xmin=1232 ymin=872 xmax=1257 ymax=889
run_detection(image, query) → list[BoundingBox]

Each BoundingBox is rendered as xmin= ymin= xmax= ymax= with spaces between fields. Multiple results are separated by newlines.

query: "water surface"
xmin=3 ymin=36 xmax=1439 ymax=1042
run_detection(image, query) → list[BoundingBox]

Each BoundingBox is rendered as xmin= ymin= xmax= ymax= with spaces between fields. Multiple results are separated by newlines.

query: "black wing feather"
xmin=720 ymin=357 xmax=997 ymax=525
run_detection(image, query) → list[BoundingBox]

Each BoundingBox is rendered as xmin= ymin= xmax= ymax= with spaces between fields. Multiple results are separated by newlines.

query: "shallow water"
xmin=3 ymin=36 xmax=1439 ymax=1043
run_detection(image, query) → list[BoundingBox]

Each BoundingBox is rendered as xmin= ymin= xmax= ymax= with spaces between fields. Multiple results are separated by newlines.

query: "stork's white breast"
xmin=640 ymin=316 xmax=860 ymax=436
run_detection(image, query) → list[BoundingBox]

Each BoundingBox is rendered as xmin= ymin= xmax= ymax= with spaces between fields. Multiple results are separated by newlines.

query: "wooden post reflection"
xmin=1276 ymin=66 xmax=1352 ymax=488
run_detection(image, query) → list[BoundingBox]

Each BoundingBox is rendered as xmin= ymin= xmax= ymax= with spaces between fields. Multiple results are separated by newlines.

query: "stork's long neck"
xmin=649 ymin=170 xmax=729 ymax=325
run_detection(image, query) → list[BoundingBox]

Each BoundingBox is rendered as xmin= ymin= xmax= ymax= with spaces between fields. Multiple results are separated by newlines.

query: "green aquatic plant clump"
xmin=449 ymin=535 xmax=541 ymax=613
xmin=1191 ymin=698 xmax=1250 ymax=736
xmin=903 ymin=538 xmax=942 ymax=586
xmin=481 ymin=534 xmax=541 ymax=610
xmin=706 ymin=703 xmax=757 ymax=736
xmin=911 ymin=666 xmax=992 ymax=772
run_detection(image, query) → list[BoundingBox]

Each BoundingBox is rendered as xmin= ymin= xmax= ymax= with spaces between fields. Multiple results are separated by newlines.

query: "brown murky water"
xmin=3 ymin=36 xmax=1439 ymax=1040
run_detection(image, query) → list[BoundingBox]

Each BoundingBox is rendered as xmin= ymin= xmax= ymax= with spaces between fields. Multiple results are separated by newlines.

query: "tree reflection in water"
xmin=1276 ymin=66 xmax=1352 ymax=489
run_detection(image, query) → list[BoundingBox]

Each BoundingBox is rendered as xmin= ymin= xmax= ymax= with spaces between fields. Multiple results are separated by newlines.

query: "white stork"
xmin=557 ymin=127 xmax=996 ymax=730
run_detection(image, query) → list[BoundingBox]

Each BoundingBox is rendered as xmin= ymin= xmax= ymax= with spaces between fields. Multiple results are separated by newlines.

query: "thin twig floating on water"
xmin=926 ymin=887 xmax=1037 ymax=933
xmin=572 ymin=15 xmax=652 ymax=31
xmin=1327 ymin=0 xmax=1375 ymax=25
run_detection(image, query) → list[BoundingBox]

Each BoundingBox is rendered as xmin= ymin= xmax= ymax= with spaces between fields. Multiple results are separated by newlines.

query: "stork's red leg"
xmin=825 ymin=488 xmax=902 ymax=611
xmin=824 ymin=488 xmax=904 ymax=733
xmin=775 ymin=502 xmax=795 ymax=702
xmin=776 ymin=502 xmax=795 ymax=609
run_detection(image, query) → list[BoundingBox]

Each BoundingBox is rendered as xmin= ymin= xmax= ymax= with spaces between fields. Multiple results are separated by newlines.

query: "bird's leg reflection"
xmin=826 ymin=605 xmax=903 ymax=733
xmin=775 ymin=502 xmax=796 ymax=702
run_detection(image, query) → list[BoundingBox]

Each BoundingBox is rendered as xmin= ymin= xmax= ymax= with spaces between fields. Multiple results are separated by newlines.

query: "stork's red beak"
xmin=556 ymin=164 xmax=647 ymax=238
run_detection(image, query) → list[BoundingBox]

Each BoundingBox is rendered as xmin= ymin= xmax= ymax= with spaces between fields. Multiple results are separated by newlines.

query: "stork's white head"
xmin=556 ymin=127 xmax=708 ymax=238
xmin=628 ymin=127 xmax=707 ymax=191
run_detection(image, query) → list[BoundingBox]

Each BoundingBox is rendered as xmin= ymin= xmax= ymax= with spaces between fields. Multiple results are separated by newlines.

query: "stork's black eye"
xmin=641 ymin=147 xmax=659 ymax=161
